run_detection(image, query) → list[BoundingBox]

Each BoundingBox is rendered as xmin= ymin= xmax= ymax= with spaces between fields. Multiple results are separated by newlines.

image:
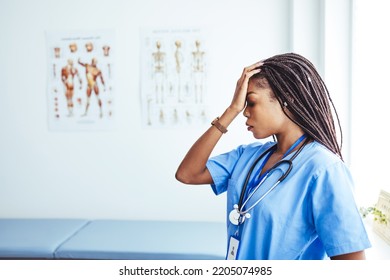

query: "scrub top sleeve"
xmin=206 ymin=145 xmax=246 ymax=195
xmin=310 ymin=161 xmax=371 ymax=257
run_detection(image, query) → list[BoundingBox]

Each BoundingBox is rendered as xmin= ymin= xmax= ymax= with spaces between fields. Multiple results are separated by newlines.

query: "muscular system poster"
xmin=46 ymin=30 xmax=115 ymax=131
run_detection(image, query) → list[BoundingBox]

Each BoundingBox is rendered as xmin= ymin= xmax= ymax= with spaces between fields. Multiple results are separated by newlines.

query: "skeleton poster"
xmin=46 ymin=30 xmax=115 ymax=130
xmin=140 ymin=28 xmax=209 ymax=128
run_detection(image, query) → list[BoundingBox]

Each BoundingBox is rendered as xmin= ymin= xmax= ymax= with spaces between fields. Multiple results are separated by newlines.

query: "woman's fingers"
xmin=238 ymin=63 xmax=263 ymax=86
xmin=230 ymin=62 xmax=264 ymax=112
xmin=239 ymin=61 xmax=263 ymax=83
xmin=248 ymin=61 xmax=264 ymax=70
xmin=242 ymin=61 xmax=264 ymax=74
xmin=244 ymin=67 xmax=262 ymax=81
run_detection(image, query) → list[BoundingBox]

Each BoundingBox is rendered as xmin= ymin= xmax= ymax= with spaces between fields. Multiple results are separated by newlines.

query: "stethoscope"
xmin=228 ymin=134 xmax=310 ymax=226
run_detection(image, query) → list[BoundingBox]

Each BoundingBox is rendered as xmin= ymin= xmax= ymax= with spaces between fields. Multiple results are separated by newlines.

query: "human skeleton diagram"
xmin=152 ymin=41 xmax=166 ymax=104
xmin=192 ymin=40 xmax=205 ymax=104
xmin=143 ymin=34 xmax=208 ymax=127
xmin=174 ymin=40 xmax=184 ymax=102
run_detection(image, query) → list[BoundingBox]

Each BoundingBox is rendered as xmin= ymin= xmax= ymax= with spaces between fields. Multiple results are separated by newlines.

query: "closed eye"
xmin=246 ymin=101 xmax=255 ymax=107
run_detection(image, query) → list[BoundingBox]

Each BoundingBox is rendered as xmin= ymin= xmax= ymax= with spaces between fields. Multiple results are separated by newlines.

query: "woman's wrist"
xmin=224 ymin=105 xmax=242 ymax=119
xmin=227 ymin=103 xmax=244 ymax=115
xmin=213 ymin=107 xmax=241 ymax=131
xmin=211 ymin=117 xmax=228 ymax=133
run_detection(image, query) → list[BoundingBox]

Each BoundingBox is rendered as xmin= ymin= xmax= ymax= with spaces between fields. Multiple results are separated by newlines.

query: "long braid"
xmin=252 ymin=53 xmax=343 ymax=160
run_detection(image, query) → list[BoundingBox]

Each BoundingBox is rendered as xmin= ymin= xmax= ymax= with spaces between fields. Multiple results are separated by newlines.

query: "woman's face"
xmin=243 ymin=79 xmax=289 ymax=139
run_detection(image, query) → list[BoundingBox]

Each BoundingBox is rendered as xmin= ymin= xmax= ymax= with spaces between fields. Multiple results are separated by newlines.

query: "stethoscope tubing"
xmin=237 ymin=144 xmax=277 ymax=208
xmin=240 ymin=175 xmax=280 ymax=215
xmin=237 ymin=137 xmax=310 ymax=212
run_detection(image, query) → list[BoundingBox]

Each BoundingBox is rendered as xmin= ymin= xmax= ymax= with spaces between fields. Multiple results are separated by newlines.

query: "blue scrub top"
xmin=206 ymin=141 xmax=371 ymax=260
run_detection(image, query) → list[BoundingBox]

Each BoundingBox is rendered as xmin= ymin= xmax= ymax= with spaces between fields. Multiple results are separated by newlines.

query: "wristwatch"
xmin=211 ymin=117 xmax=228 ymax=133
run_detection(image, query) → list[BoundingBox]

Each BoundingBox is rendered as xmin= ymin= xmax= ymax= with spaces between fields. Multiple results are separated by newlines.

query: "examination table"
xmin=0 ymin=219 xmax=226 ymax=259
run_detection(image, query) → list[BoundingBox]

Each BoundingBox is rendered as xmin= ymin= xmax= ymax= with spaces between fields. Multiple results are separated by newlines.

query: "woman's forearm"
xmin=175 ymin=107 xmax=240 ymax=185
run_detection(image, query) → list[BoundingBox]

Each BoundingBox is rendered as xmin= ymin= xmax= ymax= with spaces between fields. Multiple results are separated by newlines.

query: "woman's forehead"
xmin=249 ymin=76 xmax=270 ymax=89
xmin=247 ymin=79 xmax=275 ymax=99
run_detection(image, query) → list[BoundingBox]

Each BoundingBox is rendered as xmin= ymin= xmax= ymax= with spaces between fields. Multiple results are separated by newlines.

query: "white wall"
xmin=0 ymin=0 xmax=350 ymax=222
xmin=323 ymin=0 xmax=353 ymax=163
xmin=350 ymin=0 xmax=390 ymax=206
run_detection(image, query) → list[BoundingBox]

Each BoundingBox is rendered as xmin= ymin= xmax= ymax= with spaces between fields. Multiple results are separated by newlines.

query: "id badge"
xmin=226 ymin=236 xmax=240 ymax=260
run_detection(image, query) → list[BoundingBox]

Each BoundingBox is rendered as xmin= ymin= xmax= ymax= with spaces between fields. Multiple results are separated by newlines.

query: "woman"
xmin=175 ymin=53 xmax=371 ymax=260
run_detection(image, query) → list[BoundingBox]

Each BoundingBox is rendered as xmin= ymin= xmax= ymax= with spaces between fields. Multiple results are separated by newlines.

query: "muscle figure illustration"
xmin=61 ymin=59 xmax=82 ymax=117
xmin=78 ymin=58 xmax=105 ymax=118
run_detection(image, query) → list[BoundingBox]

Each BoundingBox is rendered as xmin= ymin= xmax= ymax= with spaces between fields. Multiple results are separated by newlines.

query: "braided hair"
xmin=251 ymin=53 xmax=343 ymax=160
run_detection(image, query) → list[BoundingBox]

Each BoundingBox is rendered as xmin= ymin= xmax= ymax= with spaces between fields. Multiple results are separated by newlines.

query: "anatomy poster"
xmin=46 ymin=30 xmax=115 ymax=131
xmin=140 ymin=28 xmax=209 ymax=128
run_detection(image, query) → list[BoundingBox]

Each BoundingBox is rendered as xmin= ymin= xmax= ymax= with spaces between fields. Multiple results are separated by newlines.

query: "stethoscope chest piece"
xmin=229 ymin=204 xmax=251 ymax=225
xmin=229 ymin=205 xmax=240 ymax=225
